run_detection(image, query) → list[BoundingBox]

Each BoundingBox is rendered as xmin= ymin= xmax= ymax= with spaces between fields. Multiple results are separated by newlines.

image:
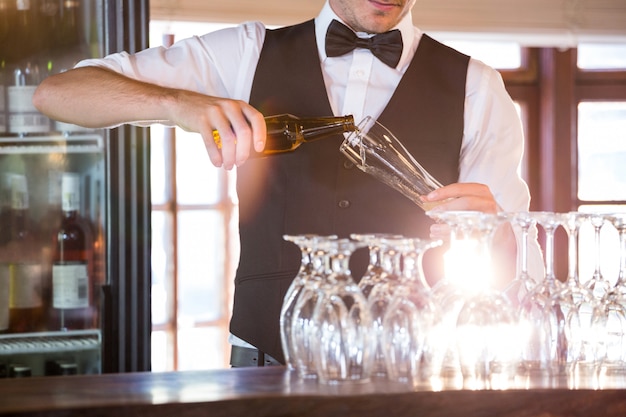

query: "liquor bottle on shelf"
xmin=38 ymin=169 xmax=63 ymax=325
xmin=50 ymin=172 xmax=94 ymax=331
xmin=3 ymin=174 xmax=46 ymax=334
xmin=39 ymin=170 xmax=63 ymax=249
xmin=49 ymin=0 xmax=93 ymax=135
xmin=89 ymin=179 xmax=105 ymax=329
xmin=6 ymin=0 xmax=51 ymax=136
xmin=37 ymin=0 xmax=60 ymax=77
xmin=212 ymin=114 xmax=356 ymax=155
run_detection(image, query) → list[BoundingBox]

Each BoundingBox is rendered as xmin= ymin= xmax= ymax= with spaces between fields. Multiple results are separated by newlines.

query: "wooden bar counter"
xmin=2 ymin=366 xmax=626 ymax=417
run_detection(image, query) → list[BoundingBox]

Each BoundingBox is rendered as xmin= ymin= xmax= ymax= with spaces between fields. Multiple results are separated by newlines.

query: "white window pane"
xmin=177 ymin=210 xmax=225 ymax=324
xmin=177 ymin=327 xmax=229 ymax=370
xmin=176 ymin=130 xmax=223 ymax=205
xmin=578 ymin=43 xmax=626 ymax=70
xmin=151 ymin=211 xmax=174 ymax=326
xmin=150 ymin=21 xmax=234 ymax=45
xmin=150 ymin=125 xmax=169 ymax=205
xmin=151 ymin=330 xmax=175 ymax=372
xmin=440 ymin=39 xmax=521 ymax=69
xmin=577 ymin=102 xmax=626 ymax=201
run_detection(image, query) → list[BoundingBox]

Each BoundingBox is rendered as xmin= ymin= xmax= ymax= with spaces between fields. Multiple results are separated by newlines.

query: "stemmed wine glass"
xmin=289 ymin=236 xmax=336 ymax=379
xmin=552 ymin=212 xmax=599 ymax=374
xmin=425 ymin=210 xmax=480 ymax=379
xmin=593 ymin=213 xmax=626 ymax=374
xmin=518 ymin=211 xmax=564 ymax=374
xmin=381 ymin=237 xmax=442 ymax=385
xmin=451 ymin=212 xmax=519 ymax=388
xmin=280 ymin=234 xmax=336 ymax=371
xmin=427 ymin=210 xmax=462 ymax=295
xmin=310 ymin=238 xmax=374 ymax=384
xmin=351 ymin=233 xmax=402 ymax=299
xmin=351 ymin=233 xmax=404 ymax=378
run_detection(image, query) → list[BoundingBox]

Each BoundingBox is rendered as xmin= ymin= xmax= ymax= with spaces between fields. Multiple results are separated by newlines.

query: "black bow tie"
xmin=325 ymin=19 xmax=403 ymax=68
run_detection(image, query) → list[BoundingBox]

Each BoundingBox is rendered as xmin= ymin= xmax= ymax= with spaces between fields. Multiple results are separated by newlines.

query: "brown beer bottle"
xmin=212 ymin=114 xmax=356 ymax=155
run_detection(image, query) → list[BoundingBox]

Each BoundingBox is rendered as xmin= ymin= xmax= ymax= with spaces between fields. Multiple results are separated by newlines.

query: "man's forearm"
xmin=33 ymin=66 xmax=176 ymax=129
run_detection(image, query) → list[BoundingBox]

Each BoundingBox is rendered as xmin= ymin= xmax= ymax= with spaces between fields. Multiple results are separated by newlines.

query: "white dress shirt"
xmin=78 ymin=1 xmax=544 ymax=348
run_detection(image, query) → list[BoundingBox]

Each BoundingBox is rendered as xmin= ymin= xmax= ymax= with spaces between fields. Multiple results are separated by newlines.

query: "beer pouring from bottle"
xmin=212 ymin=114 xmax=356 ymax=155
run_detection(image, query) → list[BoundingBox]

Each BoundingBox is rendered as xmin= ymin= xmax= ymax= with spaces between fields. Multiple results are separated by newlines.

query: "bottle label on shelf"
xmin=7 ymin=86 xmax=38 ymax=113
xmin=0 ymin=265 xmax=9 ymax=330
xmin=8 ymin=113 xmax=51 ymax=134
xmin=8 ymin=263 xmax=43 ymax=309
xmin=7 ymin=86 xmax=50 ymax=134
xmin=52 ymin=262 xmax=89 ymax=309
xmin=61 ymin=173 xmax=81 ymax=212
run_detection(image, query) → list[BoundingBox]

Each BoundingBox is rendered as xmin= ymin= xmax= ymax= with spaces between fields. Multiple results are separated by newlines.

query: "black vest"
xmin=231 ymin=19 xmax=469 ymax=363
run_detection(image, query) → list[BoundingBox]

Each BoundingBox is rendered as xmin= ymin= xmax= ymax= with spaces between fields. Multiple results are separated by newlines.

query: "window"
xmin=440 ymin=39 xmax=522 ymax=69
xmin=577 ymin=102 xmax=626 ymax=202
xmin=578 ymin=44 xmax=626 ymax=70
xmin=149 ymin=23 xmax=238 ymax=372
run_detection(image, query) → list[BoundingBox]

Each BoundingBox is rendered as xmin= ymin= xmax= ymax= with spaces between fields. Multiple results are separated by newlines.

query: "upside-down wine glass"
xmin=290 ymin=236 xmax=336 ymax=379
xmin=593 ymin=213 xmax=626 ymax=374
xmin=382 ymin=237 xmax=442 ymax=385
xmin=280 ymin=234 xmax=336 ymax=371
xmin=452 ymin=212 xmax=520 ymax=389
xmin=351 ymin=233 xmax=404 ymax=378
xmin=350 ymin=233 xmax=402 ymax=299
xmin=552 ymin=212 xmax=599 ymax=375
xmin=311 ymin=238 xmax=375 ymax=384
xmin=518 ymin=212 xmax=564 ymax=374
xmin=425 ymin=210 xmax=477 ymax=379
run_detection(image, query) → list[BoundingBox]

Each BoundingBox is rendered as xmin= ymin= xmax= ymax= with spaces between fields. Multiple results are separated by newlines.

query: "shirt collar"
xmin=315 ymin=0 xmax=417 ymax=69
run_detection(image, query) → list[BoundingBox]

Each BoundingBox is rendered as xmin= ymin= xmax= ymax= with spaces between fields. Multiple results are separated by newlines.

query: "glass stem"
xmin=544 ymin=226 xmax=556 ymax=283
xmin=593 ymin=223 xmax=603 ymax=282
xmin=618 ymin=227 xmax=626 ymax=286
xmin=566 ymin=226 xmax=580 ymax=286
xmin=520 ymin=224 xmax=529 ymax=280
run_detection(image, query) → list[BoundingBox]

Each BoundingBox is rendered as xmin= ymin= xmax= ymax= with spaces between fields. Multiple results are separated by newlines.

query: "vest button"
xmin=343 ymin=160 xmax=354 ymax=169
xmin=338 ymin=200 xmax=351 ymax=209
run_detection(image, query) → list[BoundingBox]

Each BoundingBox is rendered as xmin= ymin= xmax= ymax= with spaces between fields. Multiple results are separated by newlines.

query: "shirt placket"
xmin=341 ymin=49 xmax=374 ymax=124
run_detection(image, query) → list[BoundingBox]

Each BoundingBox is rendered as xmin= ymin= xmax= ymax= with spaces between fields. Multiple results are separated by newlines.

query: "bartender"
xmin=33 ymin=0 xmax=543 ymax=367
